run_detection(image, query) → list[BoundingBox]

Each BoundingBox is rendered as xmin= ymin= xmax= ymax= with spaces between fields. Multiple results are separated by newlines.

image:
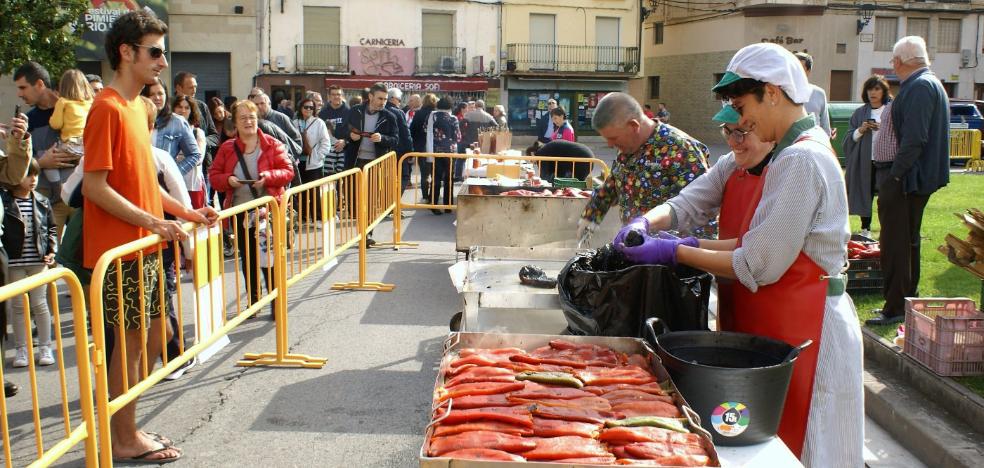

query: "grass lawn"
xmin=847 ymin=172 xmax=984 ymax=396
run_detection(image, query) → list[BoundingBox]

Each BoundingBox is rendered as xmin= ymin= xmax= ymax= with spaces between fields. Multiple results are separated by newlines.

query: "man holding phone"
xmin=343 ymin=82 xmax=399 ymax=169
xmin=343 ymin=83 xmax=399 ymax=246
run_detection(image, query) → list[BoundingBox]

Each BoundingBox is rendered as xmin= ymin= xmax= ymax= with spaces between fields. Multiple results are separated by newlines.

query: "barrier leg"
xmin=332 ymin=166 xmax=395 ymax=291
xmin=378 ymin=156 xmax=418 ymax=250
xmin=238 ymin=202 xmax=327 ymax=368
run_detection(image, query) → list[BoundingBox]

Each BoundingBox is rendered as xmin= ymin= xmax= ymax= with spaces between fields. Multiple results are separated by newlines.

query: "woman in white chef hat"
xmin=611 ymin=43 xmax=863 ymax=467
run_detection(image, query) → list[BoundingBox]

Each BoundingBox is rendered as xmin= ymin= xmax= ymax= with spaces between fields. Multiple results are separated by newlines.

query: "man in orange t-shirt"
xmin=81 ymin=10 xmax=216 ymax=464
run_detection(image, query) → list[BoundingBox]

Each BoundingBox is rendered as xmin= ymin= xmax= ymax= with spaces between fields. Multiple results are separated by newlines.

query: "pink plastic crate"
xmin=903 ymin=298 xmax=984 ymax=377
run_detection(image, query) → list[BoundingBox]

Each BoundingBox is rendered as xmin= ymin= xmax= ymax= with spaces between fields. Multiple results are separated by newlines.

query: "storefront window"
xmin=507 ymin=91 xmax=608 ymax=136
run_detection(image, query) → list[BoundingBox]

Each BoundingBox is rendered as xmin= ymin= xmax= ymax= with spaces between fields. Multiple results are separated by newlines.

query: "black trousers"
xmin=234 ymin=212 xmax=275 ymax=316
xmin=432 ymin=157 xmax=453 ymax=207
xmin=299 ymin=165 xmax=324 ymax=221
xmin=875 ymin=164 xmax=930 ymax=317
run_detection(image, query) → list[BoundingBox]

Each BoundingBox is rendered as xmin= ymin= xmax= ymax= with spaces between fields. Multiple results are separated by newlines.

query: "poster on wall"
xmin=76 ymin=1 xmax=169 ymax=60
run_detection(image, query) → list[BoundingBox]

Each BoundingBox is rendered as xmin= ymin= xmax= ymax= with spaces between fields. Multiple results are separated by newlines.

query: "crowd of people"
xmin=0 ymin=5 xmax=953 ymax=466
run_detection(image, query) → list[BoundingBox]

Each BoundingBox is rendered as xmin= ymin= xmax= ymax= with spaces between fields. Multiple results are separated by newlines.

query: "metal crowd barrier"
xmin=0 ymin=268 xmax=97 ymax=467
xmin=950 ymin=128 xmax=984 ymax=171
xmin=332 ymin=152 xmax=396 ymax=291
xmin=3 ymin=159 xmax=411 ymax=465
xmin=393 ymin=152 xmax=610 ymax=245
xmin=280 ymin=167 xmax=362 ymax=287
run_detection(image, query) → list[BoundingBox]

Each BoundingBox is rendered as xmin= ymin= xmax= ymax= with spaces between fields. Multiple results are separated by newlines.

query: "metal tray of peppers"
xmin=419 ymin=332 xmax=721 ymax=467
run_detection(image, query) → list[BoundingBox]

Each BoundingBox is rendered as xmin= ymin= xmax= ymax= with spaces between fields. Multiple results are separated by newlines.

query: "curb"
xmin=862 ymin=329 xmax=984 ymax=468
xmin=862 ymin=328 xmax=984 ymax=434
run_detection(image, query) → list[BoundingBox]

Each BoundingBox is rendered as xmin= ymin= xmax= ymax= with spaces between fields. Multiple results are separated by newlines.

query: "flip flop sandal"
xmin=143 ymin=431 xmax=174 ymax=447
xmin=113 ymin=444 xmax=182 ymax=465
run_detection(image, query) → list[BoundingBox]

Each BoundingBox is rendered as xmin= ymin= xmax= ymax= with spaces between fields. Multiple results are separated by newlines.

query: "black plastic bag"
xmin=557 ymin=245 xmax=712 ymax=338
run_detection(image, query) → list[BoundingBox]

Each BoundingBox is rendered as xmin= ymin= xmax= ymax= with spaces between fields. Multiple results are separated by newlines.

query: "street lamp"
xmin=857 ymin=3 xmax=876 ymax=35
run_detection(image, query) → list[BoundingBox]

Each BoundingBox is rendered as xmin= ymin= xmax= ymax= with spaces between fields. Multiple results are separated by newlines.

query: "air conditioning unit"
xmin=961 ymin=49 xmax=972 ymax=67
xmin=471 ymin=55 xmax=484 ymax=74
xmin=440 ymin=56 xmax=458 ymax=72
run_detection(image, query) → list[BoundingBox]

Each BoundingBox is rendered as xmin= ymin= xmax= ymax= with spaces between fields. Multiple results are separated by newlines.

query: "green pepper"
xmin=515 ymin=371 xmax=584 ymax=388
xmin=605 ymin=416 xmax=691 ymax=433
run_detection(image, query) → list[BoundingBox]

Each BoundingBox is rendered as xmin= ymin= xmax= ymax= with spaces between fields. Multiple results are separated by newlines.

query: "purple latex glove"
xmin=613 ymin=216 xmax=649 ymax=248
xmin=622 ymin=231 xmax=699 ymax=265
xmin=655 ymin=230 xmax=700 ymax=248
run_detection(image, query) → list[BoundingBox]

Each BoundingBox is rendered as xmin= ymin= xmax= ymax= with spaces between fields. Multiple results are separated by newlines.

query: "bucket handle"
xmin=644 ymin=317 xmax=670 ymax=345
xmin=782 ymin=339 xmax=813 ymax=364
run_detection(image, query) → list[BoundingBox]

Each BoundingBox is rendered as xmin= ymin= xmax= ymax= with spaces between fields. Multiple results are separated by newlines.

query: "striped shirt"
xmin=872 ymin=101 xmax=898 ymax=162
xmin=8 ymin=196 xmax=43 ymax=266
xmin=668 ymin=118 xmax=850 ymax=292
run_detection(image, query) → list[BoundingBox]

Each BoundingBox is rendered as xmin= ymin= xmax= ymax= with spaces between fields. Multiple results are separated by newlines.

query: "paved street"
xmin=2 ymin=202 xmax=926 ymax=467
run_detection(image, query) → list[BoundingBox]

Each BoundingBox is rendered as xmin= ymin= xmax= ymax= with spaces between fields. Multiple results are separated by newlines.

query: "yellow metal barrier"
xmin=281 ymin=168 xmax=362 ymax=287
xmin=393 ymin=152 xmax=610 ymax=245
xmin=0 ymin=268 xmax=97 ymax=467
xmin=951 ymin=128 xmax=984 ymax=171
xmin=332 ymin=152 xmax=397 ymax=292
xmin=85 ymin=195 xmax=317 ymax=466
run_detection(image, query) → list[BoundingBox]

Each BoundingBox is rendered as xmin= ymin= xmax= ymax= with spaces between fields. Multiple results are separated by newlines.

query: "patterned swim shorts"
xmin=101 ymin=255 xmax=164 ymax=330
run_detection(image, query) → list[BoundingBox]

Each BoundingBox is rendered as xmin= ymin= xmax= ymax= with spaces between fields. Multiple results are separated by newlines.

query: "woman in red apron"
xmin=614 ymin=44 xmax=863 ymax=467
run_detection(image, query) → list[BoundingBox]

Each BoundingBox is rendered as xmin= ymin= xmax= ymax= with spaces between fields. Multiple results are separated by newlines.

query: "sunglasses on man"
xmin=132 ymin=43 xmax=166 ymax=59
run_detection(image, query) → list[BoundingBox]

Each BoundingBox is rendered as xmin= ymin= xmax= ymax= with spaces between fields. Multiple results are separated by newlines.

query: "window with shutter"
xmin=937 ymin=19 xmax=961 ymax=53
xmin=907 ymin=18 xmax=930 ymax=46
xmin=875 ymin=17 xmax=897 ymax=52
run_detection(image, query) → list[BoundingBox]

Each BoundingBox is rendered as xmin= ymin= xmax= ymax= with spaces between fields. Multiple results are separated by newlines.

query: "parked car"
xmin=949 ymin=100 xmax=984 ymax=131
xmin=949 ymin=100 xmax=984 ymax=165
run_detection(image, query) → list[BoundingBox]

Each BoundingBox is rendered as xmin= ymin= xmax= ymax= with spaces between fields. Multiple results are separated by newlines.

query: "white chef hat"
xmin=712 ymin=43 xmax=812 ymax=105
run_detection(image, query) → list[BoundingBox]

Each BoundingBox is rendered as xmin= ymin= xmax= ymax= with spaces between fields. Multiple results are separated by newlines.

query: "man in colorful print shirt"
xmin=578 ymin=92 xmax=713 ymax=239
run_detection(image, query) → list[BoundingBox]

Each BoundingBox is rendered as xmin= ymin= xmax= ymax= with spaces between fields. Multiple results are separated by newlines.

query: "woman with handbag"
xmin=209 ymin=100 xmax=294 ymax=320
xmin=426 ymin=97 xmax=461 ymax=215
xmin=293 ymin=97 xmax=331 ymax=220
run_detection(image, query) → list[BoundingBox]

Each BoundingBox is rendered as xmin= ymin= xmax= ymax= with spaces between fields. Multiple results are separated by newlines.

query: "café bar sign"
xmin=762 ymin=36 xmax=804 ymax=46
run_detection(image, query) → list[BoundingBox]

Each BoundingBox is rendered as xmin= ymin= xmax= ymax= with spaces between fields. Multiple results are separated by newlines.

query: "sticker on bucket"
xmin=710 ymin=402 xmax=750 ymax=437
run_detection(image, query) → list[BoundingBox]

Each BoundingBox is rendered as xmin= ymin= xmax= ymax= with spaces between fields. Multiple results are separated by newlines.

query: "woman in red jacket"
xmin=209 ymin=99 xmax=294 ymax=319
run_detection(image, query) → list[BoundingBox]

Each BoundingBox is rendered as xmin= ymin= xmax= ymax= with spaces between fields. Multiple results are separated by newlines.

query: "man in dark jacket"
xmin=386 ymin=88 xmax=413 ymax=191
xmin=343 ymin=83 xmax=400 ymax=170
xmin=867 ymin=36 xmax=951 ymax=325
xmin=320 ymin=85 xmax=350 ymax=147
xmin=173 ymin=71 xmax=218 ymax=155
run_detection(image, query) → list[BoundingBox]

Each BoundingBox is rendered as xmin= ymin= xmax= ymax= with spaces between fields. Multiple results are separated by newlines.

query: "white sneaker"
xmin=860 ymin=229 xmax=872 ymax=239
xmin=164 ymin=357 xmax=196 ymax=381
xmin=12 ymin=347 xmax=29 ymax=368
xmin=37 ymin=346 xmax=55 ymax=366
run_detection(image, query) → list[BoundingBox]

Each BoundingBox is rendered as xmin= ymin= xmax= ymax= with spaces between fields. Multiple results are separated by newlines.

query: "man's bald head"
xmin=592 ymin=92 xmax=645 ymax=131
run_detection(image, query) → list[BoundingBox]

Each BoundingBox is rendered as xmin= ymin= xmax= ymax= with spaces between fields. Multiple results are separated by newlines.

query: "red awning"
xmin=324 ymin=76 xmax=489 ymax=92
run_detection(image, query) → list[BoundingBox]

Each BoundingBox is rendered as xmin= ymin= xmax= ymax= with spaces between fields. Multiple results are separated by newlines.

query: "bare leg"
xmin=109 ymin=320 xmax=180 ymax=460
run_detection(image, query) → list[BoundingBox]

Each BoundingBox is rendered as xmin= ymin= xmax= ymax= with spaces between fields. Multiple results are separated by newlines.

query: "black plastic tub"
xmin=645 ymin=318 xmax=808 ymax=446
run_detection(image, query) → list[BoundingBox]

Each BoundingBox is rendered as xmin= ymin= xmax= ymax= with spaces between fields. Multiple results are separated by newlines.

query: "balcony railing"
xmin=416 ymin=47 xmax=466 ymax=74
xmin=295 ymin=44 xmax=349 ymax=72
xmin=505 ymin=43 xmax=640 ymax=74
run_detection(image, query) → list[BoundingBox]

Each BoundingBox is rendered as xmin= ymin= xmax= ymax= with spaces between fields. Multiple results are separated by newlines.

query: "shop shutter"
xmin=170 ymin=52 xmax=231 ymax=102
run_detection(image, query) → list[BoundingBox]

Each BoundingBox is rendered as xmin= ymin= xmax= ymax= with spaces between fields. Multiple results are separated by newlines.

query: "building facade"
xmin=500 ymin=0 xmax=641 ymax=136
xmin=0 ymin=0 xmax=257 ymax=111
xmin=633 ymin=0 xmax=984 ymax=144
xmin=256 ymin=0 xmax=500 ymax=109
